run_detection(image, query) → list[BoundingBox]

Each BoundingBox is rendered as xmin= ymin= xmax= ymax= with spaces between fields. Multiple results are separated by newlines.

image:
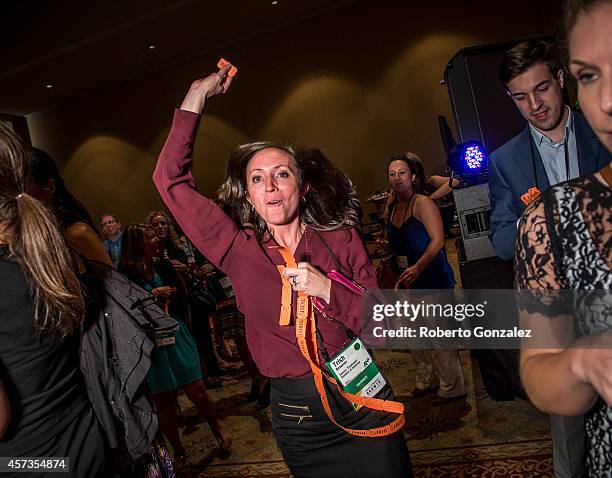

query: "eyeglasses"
xmin=151 ymin=221 xmax=167 ymax=227
xmin=102 ymin=220 xmax=117 ymax=226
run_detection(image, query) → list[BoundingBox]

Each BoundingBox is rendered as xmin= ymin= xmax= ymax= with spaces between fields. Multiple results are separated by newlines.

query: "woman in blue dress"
xmin=384 ymin=153 xmax=466 ymax=404
xmin=119 ymin=224 xmax=230 ymax=466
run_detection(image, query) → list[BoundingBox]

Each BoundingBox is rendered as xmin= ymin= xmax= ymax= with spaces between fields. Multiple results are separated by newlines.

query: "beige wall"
xmin=27 ymin=0 xmax=559 ymax=226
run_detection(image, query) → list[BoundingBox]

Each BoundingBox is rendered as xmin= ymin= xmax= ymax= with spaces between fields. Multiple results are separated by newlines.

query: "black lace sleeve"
xmin=515 ymin=195 xmax=570 ymax=318
xmin=515 ymin=196 xmax=565 ymax=289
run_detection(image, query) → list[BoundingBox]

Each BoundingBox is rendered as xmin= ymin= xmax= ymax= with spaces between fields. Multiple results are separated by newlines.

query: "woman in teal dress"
xmin=119 ymin=224 xmax=230 ymax=465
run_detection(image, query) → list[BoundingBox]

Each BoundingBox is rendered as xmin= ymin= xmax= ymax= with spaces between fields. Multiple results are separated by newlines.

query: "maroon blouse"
xmin=153 ymin=109 xmax=378 ymax=378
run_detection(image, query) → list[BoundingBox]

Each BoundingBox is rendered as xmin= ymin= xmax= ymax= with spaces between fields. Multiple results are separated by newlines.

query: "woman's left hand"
xmin=152 ymin=286 xmax=176 ymax=298
xmin=395 ymin=264 xmax=423 ymax=289
xmin=284 ymin=263 xmax=331 ymax=303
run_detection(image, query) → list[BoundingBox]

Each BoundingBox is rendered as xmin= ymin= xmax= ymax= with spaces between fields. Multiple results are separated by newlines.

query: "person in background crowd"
xmin=384 ymin=153 xmax=456 ymax=290
xmin=119 ymin=223 xmax=231 ymax=467
xmin=489 ymin=39 xmax=610 ymax=262
xmin=146 ymin=211 xmax=187 ymax=272
xmin=383 ymin=153 xmax=466 ymax=405
xmin=0 ymin=124 xmax=108 ymax=477
xmin=147 ymin=210 xmax=228 ymax=384
xmin=395 ymin=153 xmax=459 ymax=201
xmin=26 ymin=147 xmax=112 ymax=267
xmin=516 ymin=0 xmax=612 ymax=476
xmin=101 ymin=213 xmax=123 ymax=268
xmin=380 ymin=152 xmax=459 ymax=239
xmin=208 ymin=270 xmax=270 ymax=408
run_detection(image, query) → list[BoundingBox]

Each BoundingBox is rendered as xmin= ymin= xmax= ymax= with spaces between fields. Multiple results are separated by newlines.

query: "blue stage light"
xmin=462 ymin=143 xmax=486 ymax=171
xmin=447 ymin=140 xmax=487 ymax=177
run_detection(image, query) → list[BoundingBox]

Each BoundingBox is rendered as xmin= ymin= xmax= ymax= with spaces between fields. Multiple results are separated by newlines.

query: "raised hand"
xmin=180 ymin=62 xmax=235 ymax=114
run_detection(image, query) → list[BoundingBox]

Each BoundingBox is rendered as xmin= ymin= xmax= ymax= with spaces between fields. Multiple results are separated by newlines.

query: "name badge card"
xmin=155 ymin=330 xmax=176 ymax=347
xmin=325 ymin=338 xmax=386 ymax=409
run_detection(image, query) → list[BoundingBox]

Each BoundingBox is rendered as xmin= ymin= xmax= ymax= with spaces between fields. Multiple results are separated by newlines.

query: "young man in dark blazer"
xmin=489 ymin=40 xmax=611 ymax=478
xmin=489 ymin=40 xmax=610 ymax=261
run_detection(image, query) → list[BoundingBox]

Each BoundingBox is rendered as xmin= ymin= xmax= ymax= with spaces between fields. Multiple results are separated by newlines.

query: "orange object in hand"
xmin=217 ymin=58 xmax=238 ymax=77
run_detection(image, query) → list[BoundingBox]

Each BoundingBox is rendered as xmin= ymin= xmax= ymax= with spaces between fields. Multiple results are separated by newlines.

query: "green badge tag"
xmin=325 ymin=338 xmax=386 ymax=407
xmin=155 ymin=330 xmax=177 ymax=347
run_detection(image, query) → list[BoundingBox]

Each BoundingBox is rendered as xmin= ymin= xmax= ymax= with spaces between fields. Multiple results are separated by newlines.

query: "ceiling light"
xmin=45 ymin=84 xmax=53 ymax=89
xmin=148 ymin=44 xmax=156 ymax=50
xmin=271 ymin=1 xmax=278 ymax=4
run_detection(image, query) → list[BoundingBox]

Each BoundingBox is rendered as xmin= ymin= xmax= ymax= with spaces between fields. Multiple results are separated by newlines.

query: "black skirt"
xmin=271 ymin=376 xmax=413 ymax=478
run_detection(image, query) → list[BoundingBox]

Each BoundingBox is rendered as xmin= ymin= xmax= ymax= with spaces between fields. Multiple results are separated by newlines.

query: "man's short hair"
xmin=100 ymin=213 xmax=118 ymax=223
xmin=499 ymin=40 xmax=564 ymax=89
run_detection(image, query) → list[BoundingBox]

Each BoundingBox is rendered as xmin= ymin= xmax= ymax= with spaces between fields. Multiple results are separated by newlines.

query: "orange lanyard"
xmin=275 ymin=246 xmax=405 ymax=437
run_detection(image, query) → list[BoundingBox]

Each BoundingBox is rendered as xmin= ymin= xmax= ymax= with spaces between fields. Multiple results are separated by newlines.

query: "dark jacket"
xmin=79 ymin=260 xmax=178 ymax=459
xmin=488 ymin=112 xmax=611 ymax=260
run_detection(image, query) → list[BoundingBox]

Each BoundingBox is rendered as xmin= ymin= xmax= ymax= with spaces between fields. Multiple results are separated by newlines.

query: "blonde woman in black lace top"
xmin=516 ymin=0 xmax=612 ymax=475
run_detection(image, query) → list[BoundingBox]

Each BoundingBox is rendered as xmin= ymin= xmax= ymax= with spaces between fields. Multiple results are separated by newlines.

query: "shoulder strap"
xmin=311 ymin=229 xmax=343 ymax=273
xmin=408 ymin=193 xmax=418 ymax=218
xmin=387 ymin=199 xmax=397 ymax=225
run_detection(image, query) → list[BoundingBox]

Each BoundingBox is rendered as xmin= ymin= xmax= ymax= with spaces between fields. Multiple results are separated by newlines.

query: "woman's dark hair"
xmin=27 ymin=147 xmax=97 ymax=232
xmin=0 ymin=124 xmax=84 ymax=336
xmin=215 ymin=142 xmax=360 ymax=240
xmin=387 ymin=152 xmax=428 ymax=194
xmin=499 ymin=40 xmax=564 ymax=89
xmin=118 ymin=223 xmax=154 ymax=281
xmin=561 ymin=0 xmax=611 ymax=66
xmin=385 ymin=152 xmax=431 ymax=221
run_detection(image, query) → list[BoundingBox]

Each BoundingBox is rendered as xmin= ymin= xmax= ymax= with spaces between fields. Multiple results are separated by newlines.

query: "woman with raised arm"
xmin=0 ymin=124 xmax=107 ymax=476
xmin=516 ymin=0 xmax=612 ymax=475
xmin=153 ymin=63 xmax=412 ymax=477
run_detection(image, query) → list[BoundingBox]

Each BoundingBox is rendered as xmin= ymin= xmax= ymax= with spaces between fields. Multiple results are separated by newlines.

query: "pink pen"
xmin=327 ymin=270 xmax=366 ymax=296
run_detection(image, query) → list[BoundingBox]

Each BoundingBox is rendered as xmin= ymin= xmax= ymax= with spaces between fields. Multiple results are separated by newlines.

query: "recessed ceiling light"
xmin=45 ymin=84 xmax=53 ymax=89
xmin=148 ymin=44 xmax=156 ymax=50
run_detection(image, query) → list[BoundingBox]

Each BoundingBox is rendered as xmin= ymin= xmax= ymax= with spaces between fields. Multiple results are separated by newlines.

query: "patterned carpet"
xmin=174 ymin=350 xmax=553 ymax=477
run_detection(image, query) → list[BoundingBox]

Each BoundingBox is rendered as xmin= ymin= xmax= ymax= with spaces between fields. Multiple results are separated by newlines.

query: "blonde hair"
xmin=0 ymin=124 xmax=83 ymax=336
